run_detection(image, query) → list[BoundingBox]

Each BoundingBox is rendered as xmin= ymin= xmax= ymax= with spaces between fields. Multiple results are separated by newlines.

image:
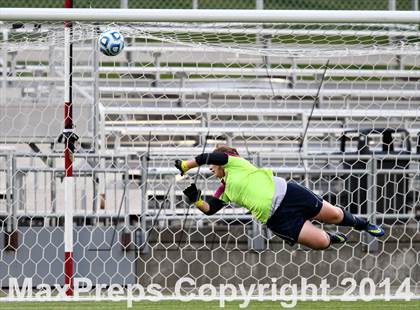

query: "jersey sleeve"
xmin=195 ymin=152 xmax=229 ymax=166
xmin=205 ymin=196 xmax=227 ymax=215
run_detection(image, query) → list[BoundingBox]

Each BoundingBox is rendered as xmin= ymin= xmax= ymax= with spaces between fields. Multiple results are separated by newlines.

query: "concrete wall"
xmin=0 ymin=226 xmax=136 ymax=288
xmin=137 ymin=223 xmax=420 ymax=294
xmin=1 ymin=222 xmax=419 ymax=295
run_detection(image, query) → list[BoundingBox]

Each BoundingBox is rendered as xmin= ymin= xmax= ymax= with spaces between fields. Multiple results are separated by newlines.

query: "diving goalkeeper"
xmin=174 ymin=145 xmax=384 ymax=250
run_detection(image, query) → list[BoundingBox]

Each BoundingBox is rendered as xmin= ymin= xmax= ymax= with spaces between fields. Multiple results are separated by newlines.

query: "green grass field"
xmin=2 ymin=300 xmax=420 ymax=310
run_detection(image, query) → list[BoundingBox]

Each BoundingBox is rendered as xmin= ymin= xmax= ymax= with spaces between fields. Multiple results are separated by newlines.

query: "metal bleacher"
xmin=1 ymin=22 xmax=420 ymax=219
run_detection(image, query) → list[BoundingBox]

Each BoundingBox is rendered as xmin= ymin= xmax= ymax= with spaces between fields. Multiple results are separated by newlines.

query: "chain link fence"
xmin=0 ymin=0 xmax=418 ymax=10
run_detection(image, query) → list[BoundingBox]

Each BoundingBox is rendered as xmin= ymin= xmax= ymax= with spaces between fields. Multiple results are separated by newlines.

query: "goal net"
xmin=0 ymin=9 xmax=419 ymax=303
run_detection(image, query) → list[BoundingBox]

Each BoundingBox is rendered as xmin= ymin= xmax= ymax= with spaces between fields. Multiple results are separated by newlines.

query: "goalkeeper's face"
xmin=210 ymin=164 xmax=225 ymax=178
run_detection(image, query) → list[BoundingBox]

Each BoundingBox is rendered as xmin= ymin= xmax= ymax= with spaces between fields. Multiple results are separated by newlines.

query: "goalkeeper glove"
xmin=174 ymin=159 xmax=188 ymax=176
xmin=183 ymin=184 xmax=204 ymax=206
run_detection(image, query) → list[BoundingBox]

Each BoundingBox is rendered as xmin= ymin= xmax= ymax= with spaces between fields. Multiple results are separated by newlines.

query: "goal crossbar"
xmin=0 ymin=8 xmax=420 ymax=23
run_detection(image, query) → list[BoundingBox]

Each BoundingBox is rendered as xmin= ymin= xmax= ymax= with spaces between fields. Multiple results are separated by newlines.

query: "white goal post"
xmin=0 ymin=8 xmax=419 ymax=303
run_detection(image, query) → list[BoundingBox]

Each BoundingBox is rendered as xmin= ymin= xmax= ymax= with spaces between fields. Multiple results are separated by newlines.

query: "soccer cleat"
xmin=328 ymin=232 xmax=348 ymax=244
xmin=365 ymin=223 xmax=385 ymax=237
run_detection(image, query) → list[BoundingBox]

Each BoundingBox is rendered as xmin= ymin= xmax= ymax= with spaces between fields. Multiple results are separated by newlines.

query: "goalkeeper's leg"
xmin=313 ymin=201 xmax=384 ymax=237
xmin=297 ymin=221 xmax=347 ymax=250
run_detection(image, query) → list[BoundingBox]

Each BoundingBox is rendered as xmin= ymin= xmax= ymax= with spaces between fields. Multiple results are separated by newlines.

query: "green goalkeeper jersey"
xmin=219 ymin=156 xmax=274 ymax=224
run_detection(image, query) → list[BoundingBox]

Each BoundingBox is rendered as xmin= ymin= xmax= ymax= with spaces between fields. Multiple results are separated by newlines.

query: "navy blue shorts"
xmin=266 ymin=181 xmax=323 ymax=246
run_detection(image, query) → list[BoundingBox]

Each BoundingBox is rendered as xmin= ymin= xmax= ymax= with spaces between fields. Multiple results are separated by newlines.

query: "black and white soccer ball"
xmin=98 ymin=30 xmax=124 ymax=56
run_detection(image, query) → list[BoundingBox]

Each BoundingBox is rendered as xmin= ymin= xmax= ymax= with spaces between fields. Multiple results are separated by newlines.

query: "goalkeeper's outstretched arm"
xmin=175 ymin=152 xmax=229 ymax=175
xmin=183 ymin=184 xmax=226 ymax=215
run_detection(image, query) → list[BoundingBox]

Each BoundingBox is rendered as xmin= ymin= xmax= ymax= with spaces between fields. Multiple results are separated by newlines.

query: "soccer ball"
xmin=98 ymin=30 xmax=124 ymax=56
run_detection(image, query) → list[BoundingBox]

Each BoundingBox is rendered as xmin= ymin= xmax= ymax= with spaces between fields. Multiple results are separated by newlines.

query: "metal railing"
xmin=0 ymin=152 xmax=419 ymax=223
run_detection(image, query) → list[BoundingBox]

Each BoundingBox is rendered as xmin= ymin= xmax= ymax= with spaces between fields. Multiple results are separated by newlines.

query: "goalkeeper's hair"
xmin=214 ymin=144 xmax=240 ymax=156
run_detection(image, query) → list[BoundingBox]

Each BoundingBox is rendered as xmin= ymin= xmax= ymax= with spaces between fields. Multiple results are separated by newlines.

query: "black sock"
xmin=327 ymin=232 xmax=342 ymax=244
xmin=338 ymin=208 xmax=368 ymax=230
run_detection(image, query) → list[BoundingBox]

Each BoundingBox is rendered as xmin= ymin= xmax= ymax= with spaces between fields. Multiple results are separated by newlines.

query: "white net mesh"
xmin=0 ymin=18 xmax=419 ymax=301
